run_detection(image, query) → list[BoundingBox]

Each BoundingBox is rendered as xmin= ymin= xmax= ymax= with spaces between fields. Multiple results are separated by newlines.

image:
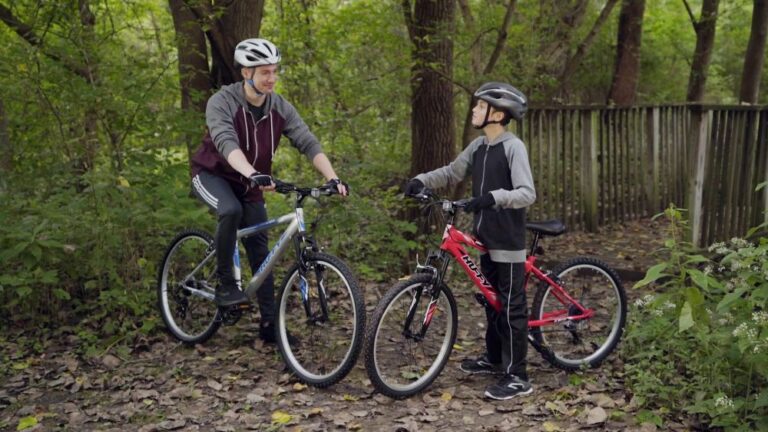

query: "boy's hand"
xmin=404 ymin=178 xmax=425 ymax=196
xmin=465 ymin=193 xmax=495 ymax=212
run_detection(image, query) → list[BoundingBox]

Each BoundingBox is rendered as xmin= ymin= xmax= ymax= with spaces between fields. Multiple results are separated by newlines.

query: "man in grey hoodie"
xmin=404 ymin=82 xmax=536 ymax=400
xmin=190 ymin=38 xmax=348 ymax=343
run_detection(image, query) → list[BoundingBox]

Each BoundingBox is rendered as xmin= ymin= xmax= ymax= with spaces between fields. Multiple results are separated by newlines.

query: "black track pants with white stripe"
xmin=481 ymin=255 xmax=528 ymax=380
xmin=191 ymin=171 xmax=275 ymax=323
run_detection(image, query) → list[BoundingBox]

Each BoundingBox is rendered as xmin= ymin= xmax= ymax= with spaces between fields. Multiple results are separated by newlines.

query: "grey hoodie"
xmin=416 ymin=131 xmax=536 ymax=262
xmin=190 ymin=82 xmax=323 ymax=203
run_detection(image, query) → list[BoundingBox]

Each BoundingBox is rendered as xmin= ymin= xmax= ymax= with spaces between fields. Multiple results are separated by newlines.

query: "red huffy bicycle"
xmin=364 ymin=190 xmax=627 ymax=399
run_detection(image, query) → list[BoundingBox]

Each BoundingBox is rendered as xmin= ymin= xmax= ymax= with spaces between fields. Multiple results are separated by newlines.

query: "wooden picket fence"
xmin=509 ymin=104 xmax=768 ymax=246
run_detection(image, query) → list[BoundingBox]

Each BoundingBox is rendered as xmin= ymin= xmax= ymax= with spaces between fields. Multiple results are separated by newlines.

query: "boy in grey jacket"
xmin=189 ymin=38 xmax=348 ymax=343
xmin=404 ymin=82 xmax=536 ymax=400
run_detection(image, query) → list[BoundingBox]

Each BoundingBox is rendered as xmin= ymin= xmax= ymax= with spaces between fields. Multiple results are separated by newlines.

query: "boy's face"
xmin=242 ymin=64 xmax=279 ymax=94
xmin=471 ymin=99 xmax=504 ymax=128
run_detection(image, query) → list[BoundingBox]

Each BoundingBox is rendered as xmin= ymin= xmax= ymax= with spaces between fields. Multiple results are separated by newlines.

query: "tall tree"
xmin=555 ymin=0 xmax=620 ymax=100
xmin=169 ymin=0 xmax=210 ymax=115
xmin=685 ymin=0 xmax=720 ymax=102
xmin=607 ymin=0 xmax=646 ymax=106
xmin=739 ymin=0 xmax=768 ymax=104
xmin=536 ymin=0 xmax=590 ymax=81
xmin=182 ymin=0 xmax=265 ymax=88
xmin=0 ymin=99 xmax=10 ymax=176
xmin=402 ymin=0 xmax=456 ymax=177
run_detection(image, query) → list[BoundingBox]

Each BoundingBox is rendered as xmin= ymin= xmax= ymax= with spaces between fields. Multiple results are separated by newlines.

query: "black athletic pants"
xmin=191 ymin=171 xmax=275 ymax=324
xmin=481 ymin=255 xmax=528 ymax=380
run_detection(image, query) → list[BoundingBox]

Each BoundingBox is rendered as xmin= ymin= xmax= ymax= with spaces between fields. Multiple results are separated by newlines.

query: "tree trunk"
xmin=169 ymin=0 xmax=211 ymax=115
xmin=556 ymin=0 xmax=620 ymax=100
xmin=0 ymin=99 xmax=11 ymax=175
xmin=686 ymin=0 xmax=720 ymax=102
xmin=403 ymin=0 xmax=456 ymax=177
xmin=183 ymin=0 xmax=266 ymax=88
xmin=77 ymin=0 xmax=100 ymax=176
xmin=740 ymin=0 xmax=768 ymax=104
xmin=607 ymin=0 xmax=646 ymax=106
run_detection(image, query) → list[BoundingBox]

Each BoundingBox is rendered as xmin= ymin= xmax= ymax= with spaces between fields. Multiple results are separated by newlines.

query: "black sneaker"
xmin=460 ymin=354 xmax=502 ymax=375
xmin=215 ymin=285 xmax=249 ymax=307
xmin=484 ymin=374 xmax=533 ymax=400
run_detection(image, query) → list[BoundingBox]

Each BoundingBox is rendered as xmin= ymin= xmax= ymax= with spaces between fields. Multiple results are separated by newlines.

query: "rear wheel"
xmin=364 ymin=274 xmax=458 ymax=399
xmin=157 ymin=230 xmax=221 ymax=344
xmin=530 ymin=257 xmax=626 ymax=370
xmin=275 ymin=252 xmax=365 ymax=388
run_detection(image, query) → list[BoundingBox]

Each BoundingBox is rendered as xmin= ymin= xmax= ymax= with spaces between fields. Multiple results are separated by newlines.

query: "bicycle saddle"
xmin=526 ymin=220 xmax=566 ymax=237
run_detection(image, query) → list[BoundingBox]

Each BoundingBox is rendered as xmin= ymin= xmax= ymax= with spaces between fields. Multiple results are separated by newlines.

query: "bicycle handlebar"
xmin=406 ymin=188 xmax=471 ymax=212
xmin=273 ymin=179 xmax=340 ymax=198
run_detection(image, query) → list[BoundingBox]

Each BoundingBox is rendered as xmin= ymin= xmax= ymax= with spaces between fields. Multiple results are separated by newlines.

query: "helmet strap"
xmin=474 ymin=105 xmax=503 ymax=129
xmin=246 ymin=68 xmax=264 ymax=96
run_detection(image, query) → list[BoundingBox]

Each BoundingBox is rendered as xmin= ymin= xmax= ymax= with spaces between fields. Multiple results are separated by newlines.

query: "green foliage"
xmin=624 ymin=205 xmax=768 ymax=431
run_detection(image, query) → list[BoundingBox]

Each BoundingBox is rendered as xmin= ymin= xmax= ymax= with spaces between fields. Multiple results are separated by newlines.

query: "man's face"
xmin=244 ymin=64 xmax=279 ymax=94
xmin=472 ymin=99 xmax=503 ymax=128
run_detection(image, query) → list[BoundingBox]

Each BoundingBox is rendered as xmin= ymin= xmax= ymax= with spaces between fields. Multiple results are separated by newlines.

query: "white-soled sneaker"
xmin=484 ymin=374 xmax=533 ymax=400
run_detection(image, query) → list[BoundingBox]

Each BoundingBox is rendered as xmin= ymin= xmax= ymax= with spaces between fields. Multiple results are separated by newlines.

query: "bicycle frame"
xmin=419 ymin=204 xmax=594 ymax=331
xmin=180 ymin=183 xmax=323 ymax=305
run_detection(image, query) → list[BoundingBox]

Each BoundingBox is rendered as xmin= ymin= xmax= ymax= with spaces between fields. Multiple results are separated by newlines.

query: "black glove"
xmin=404 ymin=178 xmax=425 ymax=196
xmin=249 ymin=172 xmax=273 ymax=187
xmin=324 ymin=178 xmax=350 ymax=195
xmin=464 ymin=193 xmax=495 ymax=213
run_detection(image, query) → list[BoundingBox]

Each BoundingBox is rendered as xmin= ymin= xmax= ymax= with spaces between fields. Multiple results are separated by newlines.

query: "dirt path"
xmin=1 ymin=219 xmax=691 ymax=432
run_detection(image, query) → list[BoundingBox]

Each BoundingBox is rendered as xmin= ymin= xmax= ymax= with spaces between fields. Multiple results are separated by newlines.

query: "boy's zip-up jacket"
xmin=190 ymin=82 xmax=323 ymax=203
xmin=415 ymin=131 xmax=536 ymax=263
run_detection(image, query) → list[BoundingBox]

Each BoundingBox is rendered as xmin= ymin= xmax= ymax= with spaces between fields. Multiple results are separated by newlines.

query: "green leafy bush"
xmin=624 ymin=206 xmax=768 ymax=431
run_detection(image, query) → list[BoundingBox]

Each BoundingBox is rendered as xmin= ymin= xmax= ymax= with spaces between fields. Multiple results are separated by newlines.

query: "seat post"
xmin=528 ymin=231 xmax=541 ymax=256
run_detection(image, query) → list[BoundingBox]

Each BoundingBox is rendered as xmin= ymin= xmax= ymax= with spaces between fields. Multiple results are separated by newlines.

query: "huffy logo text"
xmin=461 ymin=255 xmax=492 ymax=287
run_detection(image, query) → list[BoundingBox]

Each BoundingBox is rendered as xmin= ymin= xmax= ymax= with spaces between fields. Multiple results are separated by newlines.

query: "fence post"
xmin=581 ymin=109 xmax=599 ymax=231
xmin=644 ymin=107 xmax=660 ymax=215
xmin=687 ymin=105 xmax=711 ymax=247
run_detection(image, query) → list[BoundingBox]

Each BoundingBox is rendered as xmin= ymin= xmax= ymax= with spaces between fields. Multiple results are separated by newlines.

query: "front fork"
xmin=294 ymin=233 xmax=330 ymax=324
xmin=403 ymin=251 xmax=449 ymax=341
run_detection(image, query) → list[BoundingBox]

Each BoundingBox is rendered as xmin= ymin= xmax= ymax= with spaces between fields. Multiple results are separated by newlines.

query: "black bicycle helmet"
xmin=474 ymin=82 xmax=527 ymax=122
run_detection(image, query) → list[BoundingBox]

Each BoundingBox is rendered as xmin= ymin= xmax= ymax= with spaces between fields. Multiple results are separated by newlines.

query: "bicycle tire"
xmin=530 ymin=257 xmax=627 ymax=370
xmin=275 ymin=252 xmax=365 ymax=388
xmin=157 ymin=229 xmax=221 ymax=345
xmin=364 ymin=274 xmax=458 ymax=399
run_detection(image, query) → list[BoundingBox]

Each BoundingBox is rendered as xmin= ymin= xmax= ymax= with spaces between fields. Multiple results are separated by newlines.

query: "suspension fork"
xmin=294 ymin=234 xmax=330 ymax=324
xmin=402 ymin=252 xmax=450 ymax=340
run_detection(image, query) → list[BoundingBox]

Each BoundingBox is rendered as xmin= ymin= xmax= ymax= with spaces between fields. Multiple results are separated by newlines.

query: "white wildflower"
xmin=714 ymin=395 xmax=734 ymax=409
xmin=753 ymin=311 xmax=768 ymax=325
xmin=704 ymin=265 xmax=713 ymax=275
xmin=664 ymin=302 xmax=676 ymax=310
xmin=651 ymin=309 xmax=663 ymax=317
xmin=733 ymin=323 xmax=749 ymax=337
xmin=709 ymin=242 xmax=726 ymax=252
xmin=716 ymin=247 xmax=729 ymax=255
xmin=730 ymin=238 xmax=749 ymax=249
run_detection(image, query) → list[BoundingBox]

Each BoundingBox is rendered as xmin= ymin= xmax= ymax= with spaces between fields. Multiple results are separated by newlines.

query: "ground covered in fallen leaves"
xmin=2 ymin=218 xmax=700 ymax=431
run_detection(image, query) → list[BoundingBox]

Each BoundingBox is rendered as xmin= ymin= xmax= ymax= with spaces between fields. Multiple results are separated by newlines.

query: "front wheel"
xmin=530 ymin=257 xmax=627 ymax=371
xmin=364 ymin=274 xmax=458 ymax=399
xmin=275 ymin=252 xmax=365 ymax=388
xmin=157 ymin=229 xmax=221 ymax=345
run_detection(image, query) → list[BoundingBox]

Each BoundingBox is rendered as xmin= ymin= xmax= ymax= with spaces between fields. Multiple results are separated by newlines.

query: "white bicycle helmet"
xmin=234 ymin=38 xmax=281 ymax=68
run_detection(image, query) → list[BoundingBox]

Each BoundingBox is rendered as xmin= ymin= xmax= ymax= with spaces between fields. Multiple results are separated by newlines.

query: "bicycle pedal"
xmin=474 ymin=293 xmax=490 ymax=308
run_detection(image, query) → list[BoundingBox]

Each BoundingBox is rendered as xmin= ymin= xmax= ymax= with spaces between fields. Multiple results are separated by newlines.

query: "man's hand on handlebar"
xmin=323 ymin=178 xmax=349 ymax=196
xmin=249 ymin=172 xmax=275 ymax=191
